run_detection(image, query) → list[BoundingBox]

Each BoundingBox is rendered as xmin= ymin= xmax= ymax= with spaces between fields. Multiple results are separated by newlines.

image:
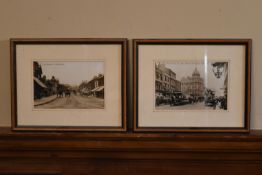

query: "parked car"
xmin=156 ymin=93 xmax=171 ymax=106
xmin=185 ymin=94 xmax=194 ymax=104
xmin=155 ymin=93 xmax=164 ymax=106
xmin=204 ymin=89 xmax=217 ymax=107
xmin=162 ymin=95 xmax=171 ymax=105
xmin=170 ymin=91 xmax=189 ymax=106
xmin=205 ymin=96 xmax=217 ymax=107
xmin=217 ymin=96 xmax=227 ymax=110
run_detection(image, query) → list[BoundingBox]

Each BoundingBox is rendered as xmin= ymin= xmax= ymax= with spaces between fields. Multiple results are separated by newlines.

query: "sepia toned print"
xmin=155 ymin=61 xmax=228 ymax=111
xmin=33 ymin=61 xmax=104 ymax=109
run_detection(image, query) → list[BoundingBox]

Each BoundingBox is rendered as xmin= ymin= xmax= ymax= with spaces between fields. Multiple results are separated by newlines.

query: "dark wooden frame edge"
xmin=133 ymin=39 xmax=252 ymax=133
xmin=10 ymin=38 xmax=128 ymax=132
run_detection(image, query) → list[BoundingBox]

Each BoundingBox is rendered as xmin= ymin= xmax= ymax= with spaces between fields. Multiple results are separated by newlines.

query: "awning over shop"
xmin=81 ymin=87 xmax=90 ymax=93
xmin=34 ymin=77 xmax=47 ymax=88
xmin=96 ymin=86 xmax=104 ymax=92
xmin=91 ymin=86 xmax=104 ymax=92
xmin=91 ymin=86 xmax=100 ymax=92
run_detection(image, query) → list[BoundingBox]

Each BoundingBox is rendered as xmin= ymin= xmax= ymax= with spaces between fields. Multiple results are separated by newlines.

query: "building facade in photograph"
xmin=33 ymin=61 xmax=60 ymax=99
xmin=79 ymin=74 xmax=104 ymax=98
xmin=180 ymin=68 xmax=204 ymax=98
xmin=155 ymin=63 xmax=181 ymax=94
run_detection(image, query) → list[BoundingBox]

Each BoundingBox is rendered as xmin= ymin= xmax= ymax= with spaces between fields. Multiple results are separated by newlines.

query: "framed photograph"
xmin=133 ymin=39 xmax=251 ymax=132
xmin=11 ymin=38 xmax=127 ymax=131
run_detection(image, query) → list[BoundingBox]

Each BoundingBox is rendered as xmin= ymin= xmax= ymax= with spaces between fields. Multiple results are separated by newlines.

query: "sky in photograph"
xmin=36 ymin=61 xmax=104 ymax=86
xmin=162 ymin=61 xmax=227 ymax=96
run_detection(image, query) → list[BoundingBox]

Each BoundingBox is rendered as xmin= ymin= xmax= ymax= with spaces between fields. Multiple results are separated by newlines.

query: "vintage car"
xmin=204 ymin=96 xmax=217 ymax=107
xmin=204 ymin=89 xmax=217 ymax=107
xmin=170 ymin=91 xmax=189 ymax=106
xmin=156 ymin=93 xmax=171 ymax=106
xmin=155 ymin=93 xmax=163 ymax=106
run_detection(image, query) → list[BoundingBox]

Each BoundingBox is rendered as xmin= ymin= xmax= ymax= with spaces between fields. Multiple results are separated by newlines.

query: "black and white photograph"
xmin=33 ymin=61 xmax=105 ymax=109
xmin=134 ymin=39 xmax=250 ymax=132
xmin=11 ymin=38 xmax=127 ymax=131
xmin=155 ymin=61 xmax=228 ymax=111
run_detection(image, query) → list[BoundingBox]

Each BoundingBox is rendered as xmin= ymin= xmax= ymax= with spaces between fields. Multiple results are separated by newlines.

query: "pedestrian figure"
xmin=65 ymin=89 xmax=71 ymax=97
xmin=57 ymin=89 xmax=63 ymax=98
xmin=171 ymin=95 xmax=175 ymax=106
xmin=213 ymin=98 xmax=217 ymax=109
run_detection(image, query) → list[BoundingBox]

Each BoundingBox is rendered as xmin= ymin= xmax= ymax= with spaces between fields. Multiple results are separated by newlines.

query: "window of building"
xmin=95 ymin=80 xmax=99 ymax=88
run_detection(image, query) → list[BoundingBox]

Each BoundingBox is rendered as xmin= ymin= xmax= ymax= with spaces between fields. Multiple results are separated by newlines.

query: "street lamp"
xmin=212 ymin=62 xmax=224 ymax=78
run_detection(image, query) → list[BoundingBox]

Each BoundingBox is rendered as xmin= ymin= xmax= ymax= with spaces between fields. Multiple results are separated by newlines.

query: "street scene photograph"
xmin=33 ymin=61 xmax=104 ymax=109
xmin=155 ymin=60 xmax=228 ymax=111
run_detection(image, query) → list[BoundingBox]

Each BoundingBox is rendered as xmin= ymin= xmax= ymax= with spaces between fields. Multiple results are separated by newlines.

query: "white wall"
xmin=0 ymin=0 xmax=261 ymax=129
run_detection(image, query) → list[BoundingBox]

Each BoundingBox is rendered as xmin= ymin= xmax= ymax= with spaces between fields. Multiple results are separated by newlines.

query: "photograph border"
xmin=31 ymin=59 xmax=106 ymax=111
xmin=11 ymin=38 xmax=127 ymax=132
xmin=133 ymin=39 xmax=251 ymax=133
xmin=153 ymin=59 xmax=230 ymax=112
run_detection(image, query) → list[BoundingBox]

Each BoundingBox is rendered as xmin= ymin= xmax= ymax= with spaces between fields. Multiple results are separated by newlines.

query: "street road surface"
xmin=35 ymin=94 xmax=104 ymax=109
xmin=156 ymin=102 xmax=224 ymax=111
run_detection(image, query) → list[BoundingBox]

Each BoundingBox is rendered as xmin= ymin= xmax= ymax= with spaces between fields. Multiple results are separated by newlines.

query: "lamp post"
xmin=212 ymin=62 xmax=225 ymax=79
xmin=211 ymin=62 xmax=228 ymax=110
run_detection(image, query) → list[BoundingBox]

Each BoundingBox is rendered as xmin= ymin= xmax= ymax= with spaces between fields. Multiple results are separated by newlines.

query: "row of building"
xmin=34 ymin=62 xmax=60 ymax=99
xmin=34 ymin=61 xmax=105 ymax=99
xmin=78 ymin=74 xmax=104 ymax=98
xmin=155 ymin=63 xmax=204 ymax=98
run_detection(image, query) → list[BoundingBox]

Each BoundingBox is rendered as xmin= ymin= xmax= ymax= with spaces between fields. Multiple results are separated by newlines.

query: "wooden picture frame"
xmin=133 ymin=39 xmax=251 ymax=133
xmin=11 ymin=38 xmax=127 ymax=131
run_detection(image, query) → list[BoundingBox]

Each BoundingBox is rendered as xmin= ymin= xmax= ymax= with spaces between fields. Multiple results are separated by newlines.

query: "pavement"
xmin=34 ymin=95 xmax=58 ymax=106
xmin=155 ymin=101 xmax=224 ymax=110
xmin=34 ymin=94 xmax=104 ymax=109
